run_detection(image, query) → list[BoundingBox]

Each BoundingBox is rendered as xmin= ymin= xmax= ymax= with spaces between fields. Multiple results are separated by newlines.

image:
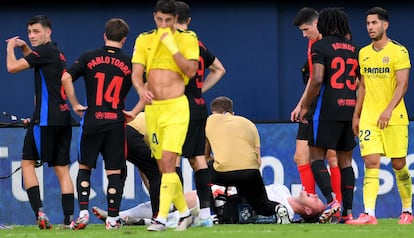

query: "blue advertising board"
xmin=0 ymin=123 xmax=413 ymax=225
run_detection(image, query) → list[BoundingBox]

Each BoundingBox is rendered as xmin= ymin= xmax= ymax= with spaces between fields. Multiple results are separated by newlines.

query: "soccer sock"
xmin=340 ymin=167 xmax=355 ymax=216
xmin=158 ymin=172 xmax=179 ymax=220
xmin=311 ymin=160 xmax=334 ymax=203
xmin=77 ymin=169 xmax=91 ymax=211
xmin=394 ymin=165 xmax=412 ymax=213
xmin=120 ymin=166 xmax=127 ymax=197
xmin=26 ymin=185 xmax=42 ymax=219
xmin=363 ymin=168 xmax=379 ymax=216
xmin=195 ymin=168 xmax=212 ymax=219
xmin=107 ymin=174 xmax=122 ymax=218
xmin=173 ymin=176 xmax=190 ymax=218
xmin=175 ymin=166 xmax=183 ymax=186
xmin=62 ymin=193 xmax=74 ymax=225
xmin=148 ymin=173 xmax=161 ymax=218
xmin=297 ymin=163 xmax=316 ymax=194
xmin=329 ymin=166 xmax=342 ymax=203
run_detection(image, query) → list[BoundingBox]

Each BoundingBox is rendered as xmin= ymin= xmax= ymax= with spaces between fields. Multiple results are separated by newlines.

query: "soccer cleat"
xmin=92 ymin=206 xmax=107 ymax=223
xmin=339 ymin=214 xmax=353 ymax=224
xmin=175 ymin=214 xmax=193 ymax=231
xmin=319 ymin=199 xmax=341 ymax=224
xmin=398 ymin=212 xmax=413 ymax=224
xmin=70 ymin=214 xmax=89 ymax=230
xmin=37 ymin=211 xmax=52 ymax=230
xmin=191 ymin=217 xmax=213 ymax=227
xmin=345 ymin=213 xmax=377 ymax=225
xmin=166 ymin=211 xmax=179 ymax=228
xmin=211 ymin=214 xmax=219 ymax=225
xmin=329 ymin=210 xmax=341 ymax=224
xmin=147 ymin=219 xmax=166 ymax=232
xmin=275 ymin=204 xmax=291 ymax=224
xmin=105 ymin=219 xmax=122 ymax=230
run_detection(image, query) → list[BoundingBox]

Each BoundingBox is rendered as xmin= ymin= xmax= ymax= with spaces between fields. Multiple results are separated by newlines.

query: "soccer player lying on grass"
xmin=93 ymin=190 xmax=199 ymax=228
xmin=92 ymin=183 xmax=326 ymax=226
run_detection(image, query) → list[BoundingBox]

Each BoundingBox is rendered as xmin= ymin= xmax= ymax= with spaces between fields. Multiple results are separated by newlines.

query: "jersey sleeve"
xmin=395 ymin=45 xmax=411 ymax=71
xmin=131 ymin=33 xmax=147 ymax=65
xmin=310 ymin=41 xmax=325 ymax=66
xmin=66 ymin=54 xmax=87 ymax=82
xmin=179 ymin=30 xmax=199 ymax=61
xmin=24 ymin=45 xmax=51 ymax=68
xmin=200 ymin=41 xmax=216 ymax=68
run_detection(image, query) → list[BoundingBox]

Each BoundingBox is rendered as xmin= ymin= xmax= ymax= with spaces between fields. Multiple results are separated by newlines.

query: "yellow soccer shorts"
xmin=359 ymin=124 xmax=408 ymax=158
xmin=145 ymin=95 xmax=189 ymax=159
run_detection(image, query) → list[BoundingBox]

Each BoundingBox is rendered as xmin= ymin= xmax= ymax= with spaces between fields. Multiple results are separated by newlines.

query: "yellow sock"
xmin=394 ymin=165 xmax=412 ymax=211
xmin=172 ymin=175 xmax=189 ymax=215
xmin=363 ymin=168 xmax=379 ymax=212
xmin=158 ymin=172 xmax=178 ymax=219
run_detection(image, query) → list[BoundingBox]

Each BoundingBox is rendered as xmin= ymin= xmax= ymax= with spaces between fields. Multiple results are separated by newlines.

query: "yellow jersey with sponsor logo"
xmin=359 ymin=40 xmax=410 ymax=126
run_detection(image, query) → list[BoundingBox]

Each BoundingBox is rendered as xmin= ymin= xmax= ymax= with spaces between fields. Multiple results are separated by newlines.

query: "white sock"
xmin=365 ymin=209 xmax=375 ymax=217
xmin=80 ymin=209 xmax=89 ymax=218
xmin=198 ymin=208 xmax=211 ymax=219
xmin=402 ymin=208 xmax=413 ymax=214
xmin=106 ymin=216 xmax=119 ymax=224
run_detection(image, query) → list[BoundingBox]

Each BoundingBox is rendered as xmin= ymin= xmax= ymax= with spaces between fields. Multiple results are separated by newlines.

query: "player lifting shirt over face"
xmin=131 ymin=0 xmax=199 ymax=232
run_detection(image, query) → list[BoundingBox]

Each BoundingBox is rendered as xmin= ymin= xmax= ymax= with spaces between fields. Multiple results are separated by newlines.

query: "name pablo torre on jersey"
xmin=86 ymin=56 xmax=131 ymax=75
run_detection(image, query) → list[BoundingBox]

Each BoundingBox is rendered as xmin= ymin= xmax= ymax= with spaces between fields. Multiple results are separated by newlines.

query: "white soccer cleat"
xmin=275 ymin=204 xmax=291 ymax=224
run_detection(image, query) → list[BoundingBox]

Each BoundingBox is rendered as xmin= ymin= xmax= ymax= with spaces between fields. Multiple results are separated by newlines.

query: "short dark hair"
xmin=154 ymin=0 xmax=177 ymax=16
xmin=210 ymin=96 xmax=234 ymax=114
xmin=28 ymin=15 xmax=52 ymax=29
xmin=292 ymin=7 xmax=319 ymax=27
xmin=300 ymin=211 xmax=322 ymax=223
xmin=317 ymin=7 xmax=350 ymax=38
xmin=367 ymin=7 xmax=389 ymax=22
xmin=176 ymin=1 xmax=191 ymax=24
xmin=105 ymin=18 xmax=129 ymax=42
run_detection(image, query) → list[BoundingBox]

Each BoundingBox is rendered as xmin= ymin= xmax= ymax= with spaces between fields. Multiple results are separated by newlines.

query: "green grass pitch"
xmin=1 ymin=219 xmax=412 ymax=238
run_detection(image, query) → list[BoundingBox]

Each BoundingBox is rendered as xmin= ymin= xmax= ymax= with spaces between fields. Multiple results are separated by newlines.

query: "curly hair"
xmin=317 ymin=7 xmax=350 ymax=39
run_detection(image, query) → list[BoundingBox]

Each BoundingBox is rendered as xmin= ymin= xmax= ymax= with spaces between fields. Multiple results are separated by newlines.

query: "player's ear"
xmin=304 ymin=206 xmax=312 ymax=215
xmin=383 ymin=21 xmax=389 ymax=31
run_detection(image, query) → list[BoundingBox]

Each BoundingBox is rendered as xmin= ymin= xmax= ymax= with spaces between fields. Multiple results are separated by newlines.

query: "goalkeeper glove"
xmin=158 ymin=27 xmax=179 ymax=55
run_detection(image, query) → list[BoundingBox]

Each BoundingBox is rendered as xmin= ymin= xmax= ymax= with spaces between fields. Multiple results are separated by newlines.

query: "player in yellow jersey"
xmin=131 ymin=0 xmax=199 ymax=232
xmin=347 ymin=7 xmax=413 ymax=225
